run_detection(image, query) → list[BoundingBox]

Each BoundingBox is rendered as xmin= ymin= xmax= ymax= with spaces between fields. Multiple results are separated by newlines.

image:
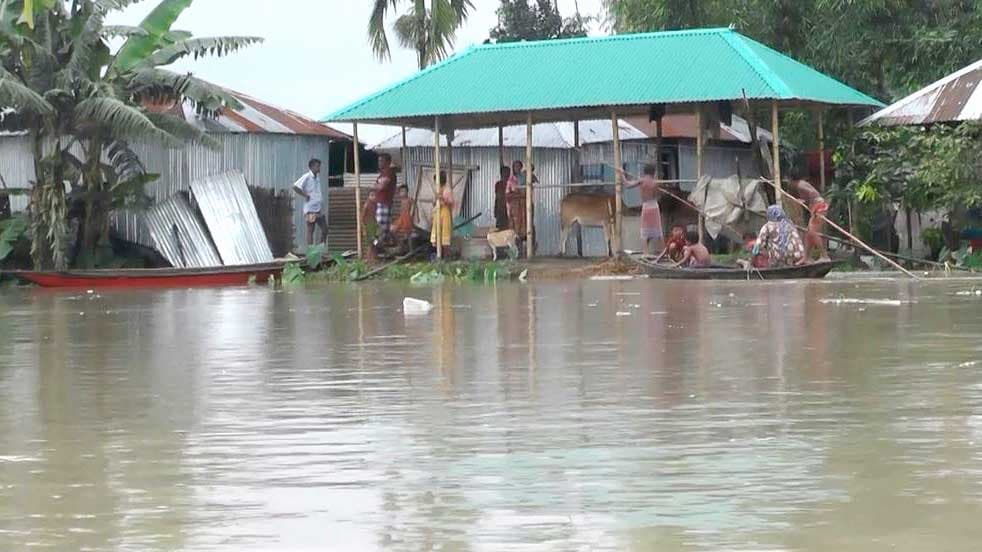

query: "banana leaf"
xmin=112 ymin=0 xmax=194 ymax=73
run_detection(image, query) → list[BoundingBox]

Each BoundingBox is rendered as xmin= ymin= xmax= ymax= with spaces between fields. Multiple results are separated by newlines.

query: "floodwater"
xmin=1 ymin=277 xmax=981 ymax=552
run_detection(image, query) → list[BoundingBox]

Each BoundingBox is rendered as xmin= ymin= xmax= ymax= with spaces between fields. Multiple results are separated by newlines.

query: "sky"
xmin=107 ymin=0 xmax=607 ymax=145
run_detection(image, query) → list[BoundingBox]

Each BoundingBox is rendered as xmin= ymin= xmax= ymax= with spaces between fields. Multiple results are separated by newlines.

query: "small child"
xmin=361 ymin=190 xmax=379 ymax=246
xmin=392 ymin=185 xmax=414 ymax=239
xmin=664 ymin=224 xmax=688 ymax=262
xmin=742 ymin=232 xmax=768 ymax=269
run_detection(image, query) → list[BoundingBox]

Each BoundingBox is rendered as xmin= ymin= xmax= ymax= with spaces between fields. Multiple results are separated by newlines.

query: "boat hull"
xmin=631 ymin=256 xmax=841 ymax=280
xmin=5 ymin=262 xmax=285 ymax=289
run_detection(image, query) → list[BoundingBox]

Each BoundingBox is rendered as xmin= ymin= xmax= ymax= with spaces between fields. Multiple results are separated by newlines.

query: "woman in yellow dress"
xmin=430 ymin=172 xmax=453 ymax=251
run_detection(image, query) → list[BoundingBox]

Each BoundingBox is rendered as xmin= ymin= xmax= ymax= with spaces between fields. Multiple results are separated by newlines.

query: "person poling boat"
xmin=754 ymin=205 xmax=807 ymax=267
xmin=788 ymin=176 xmax=830 ymax=261
xmin=622 ymin=164 xmax=665 ymax=256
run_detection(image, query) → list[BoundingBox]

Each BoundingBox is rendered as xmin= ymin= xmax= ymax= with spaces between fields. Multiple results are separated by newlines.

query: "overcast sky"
xmin=107 ymin=0 xmax=607 ymax=145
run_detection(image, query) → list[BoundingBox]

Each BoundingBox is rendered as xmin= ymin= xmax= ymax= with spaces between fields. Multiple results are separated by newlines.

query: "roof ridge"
xmin=719 ymin=30 xmax=793 ymax=98
xmin=323 ymin=45 xmax=480 ymax=122
xmin=478 ymin=27 xmax=732 ymax=50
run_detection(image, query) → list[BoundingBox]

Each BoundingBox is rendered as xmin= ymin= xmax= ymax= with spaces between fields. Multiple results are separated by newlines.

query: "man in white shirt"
xmin=293 ymin=158 xmax=327 ymax=246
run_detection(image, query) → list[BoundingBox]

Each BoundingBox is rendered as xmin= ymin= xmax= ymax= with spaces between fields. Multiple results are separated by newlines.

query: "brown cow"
xmin=560 ymin=193 xmax=616 ymax=257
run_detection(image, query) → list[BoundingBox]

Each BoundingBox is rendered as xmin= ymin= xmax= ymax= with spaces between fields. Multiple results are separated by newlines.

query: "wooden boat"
xmin=5 ymin=262 xmax=286 ymax=289
xmin=630 ymin=255 xmax=841 ymax=280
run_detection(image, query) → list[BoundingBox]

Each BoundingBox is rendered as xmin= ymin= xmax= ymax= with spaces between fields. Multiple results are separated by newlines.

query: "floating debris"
xmin=820 ymin=298 xmax=907 ymax=306
xmin=403 ymin=297 xmax=433 ymax=316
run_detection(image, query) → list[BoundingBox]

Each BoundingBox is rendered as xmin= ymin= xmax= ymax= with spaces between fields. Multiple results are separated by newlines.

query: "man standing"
xmin=790 ymin=178 xmax=829 ymax=261
xmin=374 ymin=153 xmax=397 ymax=243
xmin=293 ymin=158 xmax=327 ymax=246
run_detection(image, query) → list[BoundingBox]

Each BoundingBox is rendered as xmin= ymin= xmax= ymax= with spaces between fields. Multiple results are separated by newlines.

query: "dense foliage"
xmin=0 ymin=0 xmax=259 ymax=269
xmin=603 ymin=0 xmax=982 ymax=101
xmin=489 ymin=0 xmax=588 ymax=42
xmin=604 ymin=1 xmax=982 ymax=248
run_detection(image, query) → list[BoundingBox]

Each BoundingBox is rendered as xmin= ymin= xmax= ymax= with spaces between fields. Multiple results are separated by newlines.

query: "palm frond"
xmin=138 ymin=35 xmax=263 ymax=68
xmin=368 ymin=0 xmax=400 ymax=61
xmin=74 ymin=96 xmax=178 ymax=146
xmin=146 ymin=110 xmax=218 ymax=149
xmin=0 ymin=71 xmax=55 ymax=115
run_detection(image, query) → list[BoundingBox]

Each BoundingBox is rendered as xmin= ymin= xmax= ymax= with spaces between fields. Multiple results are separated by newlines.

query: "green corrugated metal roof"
xmin=323 ymin=27 xmax=883 ymax=126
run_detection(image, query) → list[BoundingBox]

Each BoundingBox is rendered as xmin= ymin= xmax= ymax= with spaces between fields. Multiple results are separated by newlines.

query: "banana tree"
xmin=0 ymin=0 xmax=261 ymax=267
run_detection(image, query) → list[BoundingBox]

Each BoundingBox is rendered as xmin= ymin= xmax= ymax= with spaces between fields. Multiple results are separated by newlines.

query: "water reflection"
xmin=2 ymin=278 xmax=982 ymax=551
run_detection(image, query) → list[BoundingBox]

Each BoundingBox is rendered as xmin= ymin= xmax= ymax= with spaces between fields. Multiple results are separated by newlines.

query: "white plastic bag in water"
xmin=403 ymin=297 xmax=433 ymax=316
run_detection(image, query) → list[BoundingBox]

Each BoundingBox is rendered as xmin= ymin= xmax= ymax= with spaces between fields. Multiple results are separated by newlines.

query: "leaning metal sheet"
xmin=190 ymin=170 xmax=274 ymax=266
xmin=144 ymin=194 xmax=223 ymax=268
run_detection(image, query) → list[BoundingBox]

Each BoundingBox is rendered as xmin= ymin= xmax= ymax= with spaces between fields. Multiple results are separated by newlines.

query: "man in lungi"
xmin=624 ymin=164 xmax=664 ymax=256
xmin=374 ymin=153 xmax=397 ymax=243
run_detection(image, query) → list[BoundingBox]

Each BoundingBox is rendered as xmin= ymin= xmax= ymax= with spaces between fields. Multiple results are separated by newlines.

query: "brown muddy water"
xmin=1 ymin=277 xmax=981 ymax=551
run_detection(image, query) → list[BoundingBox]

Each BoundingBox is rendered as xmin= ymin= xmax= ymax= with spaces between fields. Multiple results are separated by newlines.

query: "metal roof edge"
xmin=322 ymin=45 xmax=481 ymax=123
xmin=728 ymin=32 xmax=884 ymax=108
xmin=861 ymin=57 xmax=982 ymax=125
xmin=719 ymin=30 xmax=794 ymax=99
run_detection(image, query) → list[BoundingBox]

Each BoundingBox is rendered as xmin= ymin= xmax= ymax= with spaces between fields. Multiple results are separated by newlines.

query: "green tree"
xmin=0 ymin=0 xmax=260 ymax=268
xmin=489 ymin=0 xmax=588 ymax=42
xmin=369 ymin=0 xmax=475 ymax=70
xmin=602 ymin=0 xmax=982 ymax=102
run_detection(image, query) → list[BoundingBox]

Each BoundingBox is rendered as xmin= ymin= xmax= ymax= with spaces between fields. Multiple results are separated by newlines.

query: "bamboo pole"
xmin=764 ymin=177 xmax=920 ymax=279
xmin=771 ymin=100 xmax=782 ymax=206
xmin=574 ymin=119 xmax=583 ymax=256
xmin=573 ymin=120 xmax=581 ymax=180
xmin=611 ymin=111 xmax=623 ymax=254
xmin=817 ymin=110 xmax=826 ymax=192
xmin=400 ymin=126 xmax=408 ymax=187
xmin=696 ymin=106 xmax=705 ymax=243
xmin=525 ymin=113 xmax=534 ymax=258
xmin=353 ymin=122 xmax=363 ymax=257
xmin=447 ymin=128 xmax=454 ymax=254
xmin=654 ymin=115 xmax=663 ymax=180
xmin=434 ymin=116 xmax=443 ymax=259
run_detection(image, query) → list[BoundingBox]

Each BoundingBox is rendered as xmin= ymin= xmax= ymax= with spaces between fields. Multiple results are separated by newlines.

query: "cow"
xmin=559 ymin=193 xmax=616 ymax=257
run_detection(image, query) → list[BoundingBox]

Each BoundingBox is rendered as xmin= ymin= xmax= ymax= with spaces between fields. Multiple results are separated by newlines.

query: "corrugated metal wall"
xmin=0 ymin=133 xmax=330 ymax=250
xmin=388 ymin=145 xmax=579 ymax=256
xmin=678 ymin=143 xmax=762 ymax=185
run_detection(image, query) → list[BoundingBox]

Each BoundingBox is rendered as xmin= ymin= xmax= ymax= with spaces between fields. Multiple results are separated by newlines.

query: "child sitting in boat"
xmin=664 ymin=224 xmax=689 ymax=262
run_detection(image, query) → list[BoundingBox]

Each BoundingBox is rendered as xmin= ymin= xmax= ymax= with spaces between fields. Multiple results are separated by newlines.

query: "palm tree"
xmin=0 ymin=0 xmax=261 ymax=268
xmin=369 ymin=0 xmax=474 ymax=69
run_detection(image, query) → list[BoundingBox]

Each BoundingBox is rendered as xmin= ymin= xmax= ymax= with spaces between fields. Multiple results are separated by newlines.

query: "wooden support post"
xmin=817 ymin=109 xmax=826 ymax=192
xmin=353 ymin=123 xmax=363 ymax=258
xmin=447 ymin=128 xmax=454 ymax=237
xmin=400 ymin=126 xmax=408 ymax=187
xmin=696 ymin=106 xmax=705 ymax=243
xmin=772 ymin=100 xmax=782 ymax=205
xmin=525 ymin=113 xmax=534 ymax=258
xmin=498 ymin=125 xmax=505 ymax=169
xmin=611 ymin=111 xmax=623 ymax=254
xmin=574 ymin=119 xmax=583 ymax=256
xmin=655 ymin=115 xmax=663 ymax=180
xmin=434 ymin=116 xmax=443 ymax=259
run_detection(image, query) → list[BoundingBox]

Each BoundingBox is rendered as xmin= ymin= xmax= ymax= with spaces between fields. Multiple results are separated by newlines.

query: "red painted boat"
xmin=5 ymin=262 xmax=286 ymax=289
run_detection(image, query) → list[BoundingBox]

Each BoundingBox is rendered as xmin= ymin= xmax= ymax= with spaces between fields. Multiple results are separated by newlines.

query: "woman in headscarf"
xmin=754 ymin=205 xmax=807 ymax=267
